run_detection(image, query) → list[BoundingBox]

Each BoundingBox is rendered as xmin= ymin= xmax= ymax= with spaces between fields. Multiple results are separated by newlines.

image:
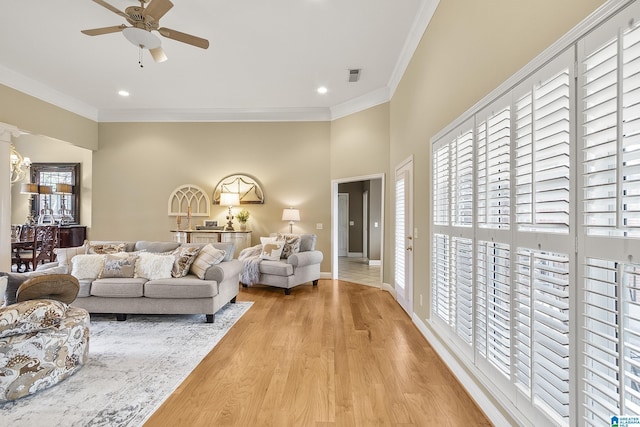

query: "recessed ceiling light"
xmin=317 ymin=86 xmax=328 ymax=94
xmin=118 ymin=90 xmax=130 ymax=97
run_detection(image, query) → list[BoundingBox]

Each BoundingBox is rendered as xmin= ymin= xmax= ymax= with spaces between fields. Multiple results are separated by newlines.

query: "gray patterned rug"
xmin=0 ymin=302 xmax=252 ymax=427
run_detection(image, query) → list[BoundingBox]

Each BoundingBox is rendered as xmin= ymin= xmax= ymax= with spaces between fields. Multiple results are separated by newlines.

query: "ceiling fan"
xmin=81 ymin=0 xmax=209 ymax=64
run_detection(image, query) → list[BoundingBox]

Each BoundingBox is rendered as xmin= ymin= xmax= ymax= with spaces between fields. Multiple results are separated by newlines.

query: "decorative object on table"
xmin=282 ymin=207 xmax=300 ymax=233
xmin=213 ymin=174 xmax=265 ymax=204
xmin=53 ymin=183 xmax=74 ymax=225
xmin=236 ymin=209 xmax=250 ymax=231
xmin=20 ymin=182 xmax=39 ymax=224
xmin=167 ymin=184 xmax=210 ymax=227
xmin=37 ymin=185 xmax=55 ymax=225
xmin=220 ymin=192 xmax=240 ymax=231
xmin=9 ymin=143 xmax=31 ymax=184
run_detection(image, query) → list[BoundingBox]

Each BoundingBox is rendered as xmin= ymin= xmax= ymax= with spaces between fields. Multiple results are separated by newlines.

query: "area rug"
xmin=0 ymin=301 xmax=252 ymax=427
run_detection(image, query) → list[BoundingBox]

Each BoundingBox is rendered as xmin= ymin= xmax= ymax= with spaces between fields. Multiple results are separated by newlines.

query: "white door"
xmin=338 ymin=193 xmax=349 ymax=257
xmin=395 ymin=157 xmax=413 ymax=315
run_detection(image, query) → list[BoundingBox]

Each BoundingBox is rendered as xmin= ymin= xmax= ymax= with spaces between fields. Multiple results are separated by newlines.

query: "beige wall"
xmin=0 ymin=84 xmax=97 ymax=151
xmin=390 ymin=0 xmax=607 ymax=321
xmin=93 ymin=121 xmax=332 ymax=271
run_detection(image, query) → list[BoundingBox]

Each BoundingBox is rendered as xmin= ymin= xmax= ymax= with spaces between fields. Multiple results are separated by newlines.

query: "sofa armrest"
xmin=287 ymin=251 xmax=323 ymax=268
xmin=0 ymin=299 xmax=68 ymax=339
xmin=36 ymin=261 xmax=61 ymax=271
xmin=203 ymin=259 xmax=242 ymax=283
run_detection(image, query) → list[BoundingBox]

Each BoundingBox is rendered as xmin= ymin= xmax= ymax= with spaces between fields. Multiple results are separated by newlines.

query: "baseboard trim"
xmin=347 ymin=252 xmax=363 ymax=258
xmin=381 ymin=282 xmax=395 ymax=296
xmin=411 ymin=315 xmax=513 ymax=426
xmin=368 ymin=260 xmax=381 ymax=266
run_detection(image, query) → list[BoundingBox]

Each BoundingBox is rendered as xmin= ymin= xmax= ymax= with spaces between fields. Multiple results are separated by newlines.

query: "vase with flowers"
xmin=237 ymin=208 xmax=250 ymax=230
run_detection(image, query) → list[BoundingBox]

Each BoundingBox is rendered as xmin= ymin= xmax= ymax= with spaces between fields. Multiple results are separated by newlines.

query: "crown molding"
xmin=330 ymin=86 xmax=391 ymax=120
xmin=0 ymin=65 xmax=98 ymax=122
xmin=96 ymin=107 xmax=332 ymax=122
xmin=388 ymin=0 xmax=440 ymax=95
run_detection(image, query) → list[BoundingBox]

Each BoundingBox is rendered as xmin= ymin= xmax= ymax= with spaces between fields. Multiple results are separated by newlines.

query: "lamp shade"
xmin=53 ymin=183 xmax=73 ymax=194
xmin=219 ymin=192 xmax=240 ymax=207
xmin=38 ymin=185 xmax=53 ymax=195
xmin=20 ymin=183 xmax=39 ymax=194
xmin=282 ymin=208 xmax=300 ymax=222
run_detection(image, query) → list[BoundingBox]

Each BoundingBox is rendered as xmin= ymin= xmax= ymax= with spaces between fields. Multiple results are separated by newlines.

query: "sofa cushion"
xmin=53 ymin=244 xmax=87 ymax=273
xmin=100 ymin=253 xmax=138 ymax=278
xmin=190 ymin=244 xmax=226 ymax=279
xmin=171 ymin=246 xmax=201 ymax=278
xmin=76 ymin=279 xmax=92 ymax=298
xmin=299 ymin=234 xmax=317 ymax=252
xmin=90 ymin=278 xmax=146 ymax=298
xmin=185 ymin=242 xmax=235 ymax=262
xmin=135 ymin=252 xmax=174 ymax=280
xmin=71 ymin=254 xmax=104 ymax=280
xmin=144 ymin=276 xmax=219 ymax=298
xmin=134 ymin=240 xmax=181 ymax=254
xmin=259 ymin=260 xmax=294 ymax=276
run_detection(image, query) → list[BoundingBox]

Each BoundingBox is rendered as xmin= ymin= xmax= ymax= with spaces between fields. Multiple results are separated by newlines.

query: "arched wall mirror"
xmin=213 ymin=174 xmax=265 ymax=204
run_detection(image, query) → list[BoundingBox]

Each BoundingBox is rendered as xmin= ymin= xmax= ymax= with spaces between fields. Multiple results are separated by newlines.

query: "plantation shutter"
xmin=395 ymin=171 xmax=406 ymax=295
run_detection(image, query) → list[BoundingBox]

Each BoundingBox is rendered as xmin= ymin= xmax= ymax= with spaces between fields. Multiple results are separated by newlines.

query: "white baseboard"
xmin=368 ymin=259 xmax=381 ymax=266
xmin=347 ymin=252 xmax=363 ymax=258
xmin=381 ymin=282 xmax=395 ymax=296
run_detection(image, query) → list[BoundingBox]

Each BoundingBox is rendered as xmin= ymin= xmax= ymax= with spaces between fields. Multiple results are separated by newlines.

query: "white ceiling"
xmin=0 ymin=0 xmax=437 ymax=122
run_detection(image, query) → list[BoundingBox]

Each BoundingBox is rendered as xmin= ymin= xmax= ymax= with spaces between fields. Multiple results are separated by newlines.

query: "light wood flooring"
xmin=144 ymin=280 xmax=492 ymax=426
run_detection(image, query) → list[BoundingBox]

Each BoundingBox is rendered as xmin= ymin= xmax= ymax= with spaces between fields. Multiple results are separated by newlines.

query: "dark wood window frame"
xmin=30 ymin=163 xmax=81 ymax=224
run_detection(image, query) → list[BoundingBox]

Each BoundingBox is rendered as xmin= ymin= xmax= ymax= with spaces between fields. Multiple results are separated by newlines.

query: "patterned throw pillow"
xmin=276 ymin=233 xmax=301 ymax=259
xmin=171 ymin=246 xmax=201 ymax=278
xmin=100 ymin=254 xmax=138 ymax=278
xmin=134 ymin=252 xmax=175 ymax=280
xmin=260 ymin=239 xmax=285 ymax=261
xmin=86 ymin=242 xmax=127 ymax=255
xmin=190 ymin=244 xmax=226 ymax=280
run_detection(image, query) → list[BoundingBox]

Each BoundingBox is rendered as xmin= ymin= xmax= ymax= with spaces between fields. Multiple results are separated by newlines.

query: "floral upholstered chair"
xmin=0 ymin=274 xmax=90 ymax=402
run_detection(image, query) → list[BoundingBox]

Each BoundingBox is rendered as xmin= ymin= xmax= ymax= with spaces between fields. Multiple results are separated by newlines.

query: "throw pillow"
xmin=71 ymin=254 xmax=105 ymax=280
xmin=260 ymin=240 xmax=285 ymax=261
xmin=190 ymin=244 xmax=226 ymax=280
xmin=171 ymin=246 xmax=201 ymax=278
xmin=53 ymin=244 xmax=87 ymax=273
xmin=86 ymin=242 xmax=127 ymax=254
xmin=276 ymin=233 xmax=301 ymax=259
xmin=1 ymin=266 xmax=68 ymax=306
xmin=100 ymin=254 xmax=138 ymax=278
xmin=134 ymin=252 xmax=174 ymax=280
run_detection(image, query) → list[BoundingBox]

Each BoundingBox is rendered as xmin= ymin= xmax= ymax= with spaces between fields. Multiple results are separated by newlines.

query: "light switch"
xmin=349 ymin=220 xmax=355 ymax=226
xmin=374 ymin=222 xmax=379 ymax=228
xmin=316 ymin=223 xmax=323 ymax=230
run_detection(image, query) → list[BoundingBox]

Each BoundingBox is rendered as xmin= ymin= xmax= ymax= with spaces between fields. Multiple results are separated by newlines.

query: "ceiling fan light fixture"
xmin=122 ymin=27 xmax=161 ymax=49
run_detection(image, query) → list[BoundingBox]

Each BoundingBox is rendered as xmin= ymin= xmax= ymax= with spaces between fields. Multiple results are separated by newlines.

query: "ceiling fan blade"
xmin=158 ymin=27 xmax=209 ymax=49
xmin=144 ymin=0 xmax=174 ymax=21
xmin=81 ymin=24 xmax=126 ymax=36
xmin=91 ymin=0 xmax=129 ymax=19
xmin=149 ymin=46 xmax=168 ymax=63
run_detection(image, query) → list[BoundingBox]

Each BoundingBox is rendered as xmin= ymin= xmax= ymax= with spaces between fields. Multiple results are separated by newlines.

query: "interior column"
xmin=0 ymin=122 xmax=20 ymax=271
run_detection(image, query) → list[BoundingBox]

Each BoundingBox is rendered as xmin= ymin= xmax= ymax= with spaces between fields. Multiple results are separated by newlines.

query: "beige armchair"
xmin=0 ymin=274 xmax=89 ymax=402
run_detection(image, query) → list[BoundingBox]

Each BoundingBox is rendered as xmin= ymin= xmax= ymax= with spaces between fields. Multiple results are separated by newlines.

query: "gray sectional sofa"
xmin=44 ymin=240 xmax=241 ymax=323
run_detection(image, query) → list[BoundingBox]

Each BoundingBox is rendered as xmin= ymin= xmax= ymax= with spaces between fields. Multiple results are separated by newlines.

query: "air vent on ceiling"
xmin=348 ymin=68 xmax=361 ymax=82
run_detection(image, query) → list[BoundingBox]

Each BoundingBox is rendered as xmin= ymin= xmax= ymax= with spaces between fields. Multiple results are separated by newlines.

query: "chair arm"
xmin=0 ymin=299 xmax=68 ymax=339
xmin=287 ymin=251 xmax=323 ymax=268
xmin=203 ymin=259 xmax=242 ymax=283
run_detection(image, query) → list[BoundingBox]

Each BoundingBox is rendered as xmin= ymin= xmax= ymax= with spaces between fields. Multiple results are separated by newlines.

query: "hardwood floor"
xmin=144 ymin=280 xmax=492 ymax=426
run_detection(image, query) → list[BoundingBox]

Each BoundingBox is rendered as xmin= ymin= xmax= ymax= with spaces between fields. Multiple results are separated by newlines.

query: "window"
xmin=31 ymin=163 xmax=80 ymax=224
xmin=429 ymin=3 xmax=640 ymax=425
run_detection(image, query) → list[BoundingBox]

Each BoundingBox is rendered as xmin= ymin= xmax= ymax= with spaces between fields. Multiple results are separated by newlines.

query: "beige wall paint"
xmin=11 ymin=134 xmax=92 ymax=226
xmin=330 ymin=102 xmax=391 ymax=281
xmin=390 ymin=0 xmax=607 ymax=321
xmin=0 ymin=84 xmax=98 ymax=150
xmin=93 ymin=121 xmax=332 ymax=271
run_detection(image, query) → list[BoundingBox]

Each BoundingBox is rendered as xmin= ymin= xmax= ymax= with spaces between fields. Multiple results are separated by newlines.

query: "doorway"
xmin=331 ymin=174 xmax=384 ymax=287
xmin=394 ymin=156 xmax=413 ymax=315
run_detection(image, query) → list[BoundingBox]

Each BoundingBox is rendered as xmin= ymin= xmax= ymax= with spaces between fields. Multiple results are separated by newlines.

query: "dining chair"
xmin=12 ymin=225 xmax=36 ymax=272
xmin=34 ymin=225 xmax=60 ymax=267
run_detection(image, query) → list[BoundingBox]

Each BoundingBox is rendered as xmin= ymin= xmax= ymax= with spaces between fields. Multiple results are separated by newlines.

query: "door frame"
xmin=331 ymin=173 xmax=385 ymax=283
xmin=394 ymin=156 xmax=414 ymax=315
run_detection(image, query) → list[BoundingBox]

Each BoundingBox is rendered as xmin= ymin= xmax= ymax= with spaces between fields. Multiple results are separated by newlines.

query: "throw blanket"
xmin=238 ymin=244 xmax=263 ymax=286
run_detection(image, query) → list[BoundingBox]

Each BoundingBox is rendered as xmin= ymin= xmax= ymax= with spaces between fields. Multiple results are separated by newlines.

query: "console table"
xmin=171 ymin=230 xmax=252 ymax=258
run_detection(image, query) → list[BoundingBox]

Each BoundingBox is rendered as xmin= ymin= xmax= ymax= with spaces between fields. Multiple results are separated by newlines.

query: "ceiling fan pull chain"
xmin=138 ymin=45 xmax=144 ymax=68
